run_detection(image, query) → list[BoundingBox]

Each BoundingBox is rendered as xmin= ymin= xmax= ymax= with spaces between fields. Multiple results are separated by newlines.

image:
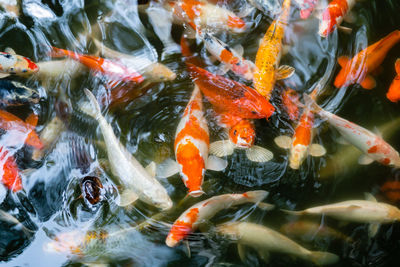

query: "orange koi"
xmin=281 ymin=88 xmax=300 ymax=121
xmin=386 ymin=59 xmax=400 ymax=103
xmin=334 ymin=30 xmax=400 ymax=89
xmin=0 ymin=147 xmax=22 ymax=192
xmin=253 ymin=0 xmax=295 ymax=100
xmin=318 ymin=0 xmax=356 ymax=38
xmin=50 ymin=47 xmax=144 ymax=86
xmin=0 ymin=111 xmax=43 ymax=149
xmin=165 ymin=190 xmax=268 ymax=247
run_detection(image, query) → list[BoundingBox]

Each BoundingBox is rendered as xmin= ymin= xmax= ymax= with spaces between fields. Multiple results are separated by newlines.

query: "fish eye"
xmin=251 ymin=111 xmax=257 ymax=114
xmin=234 ymin=129 xmax=237 ymax=135
xmin=22 ymin=69 xmax=27 ymax=73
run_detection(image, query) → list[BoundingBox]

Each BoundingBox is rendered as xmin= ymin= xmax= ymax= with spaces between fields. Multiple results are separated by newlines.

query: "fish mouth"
xmin=188 ymin=190 xmax=204 ymax=197
xmin=165 ymin=237 xmax=178 ymax=247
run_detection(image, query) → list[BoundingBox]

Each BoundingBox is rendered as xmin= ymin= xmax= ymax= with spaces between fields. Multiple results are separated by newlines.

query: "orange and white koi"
xmin=0 ymin=48 xmax=39 ymax=78
xmin=253 ymin=0 xmax=295 ymax=100
xmin=166 ymin=0 xmax=246 ymax=33
xmin=281 ymin=88 xmax=300 ymax=121
xmin=305 ymin=94 xmax=400 ymax=167
xmin=0 ymin=111 xmax=43 ymax=150
xmin=156 ymin=85 xmax=227 ymax=197
xmin=386 ymin=58 xmax=400 ymax=103
xmin=165 ymin=190 xmax=269 ymax=247
xmin=275 ymin=91 xmax=325 ymax=169
xmin=50 ymin=47 xmax=144 ymax=87
xmin=335 ymin=31 xmax=400 ymax=89
xmin=318 ymin=0 xmax=357 ymax=38
xmin=200 ymin=32 xmax=255 ymax=80
xmin=0 ymin=147 xmax=22 ymax=192
xmin=294 ymin=0 xmax=318 ymax=19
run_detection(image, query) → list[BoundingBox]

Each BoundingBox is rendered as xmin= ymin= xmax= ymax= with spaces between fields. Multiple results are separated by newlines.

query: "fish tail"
xmin=303 ymin=93 xmax=322 ymax=113
xmin=243 ymin=190 xmax=269 ymax=203
xmin=309 ymin=251 xmax=339 ymax=265
xmin=49 ymin=46 xmax=70 ymax=58
xmin=83 ymin=89 xmax=101 ymax=119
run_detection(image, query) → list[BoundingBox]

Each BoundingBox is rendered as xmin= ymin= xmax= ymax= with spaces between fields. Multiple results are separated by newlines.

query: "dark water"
xmin=1 ymin=0 xmax=400 ymax=266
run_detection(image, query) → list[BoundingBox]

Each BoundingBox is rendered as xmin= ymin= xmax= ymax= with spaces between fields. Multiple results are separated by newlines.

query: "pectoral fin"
xmin=276 ymin=65 xmax=295 ymax=80
xmin=26 ymin=114 xmax=38 ymax=127
xmin=364 ymin=192 xmax=377 ymax=202
xmin=338 ymin=56 xmax=350 ymax=68
xmin=360 ymin=75 xmax=376 ymax=90
xmin=145 ymin=161 xmax=157 ymax=177
xmin=309 ymin=144 xmax=326 ymax=157
xmin=256 ymin=247 xmax=271 ymax=263
xmin=237 ymin=244 xmax=247 ymax=262
xmin=368 ymin=222 xmax=381 ymax=238
xmin=233 ymin=44 xmax=244 ymax=57
xmin=343 ymin=11 xmax=356 ymax=23
xmin=336 ymin=136 xmax=350 ymax=145
xmin=156 ymin=158 xmax=180 ymax=178
xmin=5 ymin=47 xmax=16 ymax=54
xmin=205 ymin=155 xmax=228 ymax=171
xmin=338 ymin=26 xmax=352 ymax=34
xmin=117 ymin=189 xmax=139 ymax=207
xmin=0 ymin=73 xmax=10 ymax=79
xmin=209 ymin=140 xmax=235 ymax=157
xmin=358 ymin=154 xmax=374 ymax=165
xmin=245 ymin=146 xmax=273 ymax=162
xmin=274 ymin=135 xmax=292 ymax=149
xmin=256 ymin=202 xmax=275 ymax=211
xmin=184 ymin=240 xmax=191 ymax=258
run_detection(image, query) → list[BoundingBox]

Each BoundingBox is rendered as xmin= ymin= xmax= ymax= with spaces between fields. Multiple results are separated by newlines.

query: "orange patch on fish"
xmin=0 ymin=147 xmax=22 ymax=192
xmin=381 ymin=180 xmax=400 ymax=202
xmin=175 ymin=115 xmax=209 ymax=146
xmin=368 ymin=145 xmax=378 ymax=154
xmin=168 ymin=208 xmax=199 ymax=243
xmin=292 ymin=111 xmax=314 ymax=147
xmin=227 ymin=15 xmax=246 ymax=29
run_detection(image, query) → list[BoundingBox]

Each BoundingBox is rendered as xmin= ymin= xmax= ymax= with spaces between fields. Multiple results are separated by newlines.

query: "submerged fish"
xmin=334 ymin=30 xmax=400 ymax=89
xmin=166 ymin=190 xmax=269 ymax=247
xmin=0 ymin=147 xmax=22 ymax=192
xmin=294 ymin=0 xmax=318 ymax=19
xmin=0 ymin=209 xmax=34 ymax=236
xmin=305 ymin=94 xmax=400 ymax=167
xmin=0 ymin=48 xmax=39 ymax=78
xmin=50 ymin=47 xmax=144 ymax=87
xmin=381 ymin=180 xmax=400 ymax=203
xmin=216 ymin=222 xmax=339 ymax=265
xmin=281 ymin=88 xmax=300 ymax=121
xmin=253 ymin=0 xmax=295 ymax=100
xmin=0 ymin=0 xmax=19 ymax=17
xmin=0 ymin=80 xmax=39 ymax=106
xmin=386 ymin=58 xmax=400 ymax=102
xmin=157 ymin=85 xmax=227 ymax=197
xmin=33 ymin=59 xmax=87 ymax=81
xmin=83 ymin=89 xmax=172 ymax=210
xmin=0 ymin=111 xmax=43 ymax=149
xmin=81 ymin=176 xmax=104 ymax=205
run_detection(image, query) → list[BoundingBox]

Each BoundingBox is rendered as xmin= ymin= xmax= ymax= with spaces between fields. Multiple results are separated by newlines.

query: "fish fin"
xmin=372 ymin=127 xmax=383 ymax=138
xmin=145 ymin=161 xmax=157 ymax=177
xmin=245 ymin=146 xmax=273 ymax=162
xmin=208 ymin=55 xmax=218 ymax=64
xmin=256 ymin=202 xmax=275 ymax=211
xmin=237 ymin=244 xmax=247 ymax=262
xmin=209 ymin=140 xmax=235 ymax=157
xmin=5 ymin=47 xmax=16 ymax=54
xmin=233 ymin=44 xmax=244 ymax=57
xmin=256 ymin=247 xmax=271 ymax=263
xmin=358 ymin=154 xmax=374 ymax=165
xmin=395 ymin=59 xmax=400 ymax=75
xmin=364 ymin=192 xmax=377 ymax=202
xmin=215 ymin=64 xmax=231 ymax=75
xmin=337 ymin=56 xmax=350 ymax=68
xmin=282 ymin=44 xmax=291 ymax=56
xmin=205 ymin=155 xmax=228 ymax=171
xmin=244 ymin=190 xmax=269 ymax=202
xmin=183 ymin=27 xmax=197 ymax=39
xmin=368 ymin=222 xmax=381 ymax=238
xmin=236 ymin=5 xmax=254 ymax=18
xmin=336 ymin=136 xmax=350 ymax=145
xmin=83 ymin=89 xmax=102 ymax=119
xmin=309 ymin=144 xmax=326 ymax=157
xmin=184 ymin=240 xmax=191 ymax=258
xmin=343 ymin=11 xmax=356 ymax=24
xmin=117 ymin=189 xmax=139 ymax=207
xmin=276 ymin=65 xmax=295 ymax=80
xmin=360 ymin=75 xmax=376 ymax=90
xmin=338 ymin=26 xmax=352 ymax=34
xmin=274 ymin=135 xmax=292 ymax=149
xmin=156 ymin=158 xmax=180 ymax=178
xmin=281 ymin=209 xmax=304 ymax=216
xmin=310 ymin=251 xmax=339 ymax=265
xmin=303 ymin=93 xmax=322 ymax=113
xmin=25 ymin=114 xmax=38 ymax=127
xmin=0 ymin=73 xmax=10 ymax=79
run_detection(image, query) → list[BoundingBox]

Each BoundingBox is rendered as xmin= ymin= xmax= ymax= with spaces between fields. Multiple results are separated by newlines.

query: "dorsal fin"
xmin=338 ymin=56 xmax=350 ymax=67
xmin=5 ymin=47 xmax=16 ymax=55
xmin=26 ymin=114 xmax=38 ymax=127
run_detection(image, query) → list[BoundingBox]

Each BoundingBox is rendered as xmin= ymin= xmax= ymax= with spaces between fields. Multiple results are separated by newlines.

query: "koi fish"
xmin=187 ymin=63 xmax=275 ymax=119
xmin=165 ymin=190 xmax=269 ymax=247
xmin=295 ymin=0 xmax=318 ymax=19
xmin=0 ymin=0 xmax=19 ymax=17
xmin=0 ymin=48 xmax=39 ymax=79
xmin=334 ymin=30 xmax=400 ymax=89
xmin=0 ymin=111 xmax=43 ymax=149
xmin=285 ymin=193 xmax=400 ymax=237
xmin=165 ymin=0 xmax=246 ymax=34
xmin=156 ymin=85 xmax=227 ymax=197
xmin=0 ymin=80 xmax=39 ymax=106
xmin=248 ymin=0 xmax=282 ymax=16
xmin=50 ymin=47 xmax=144 ymax=87
xmin=81 ymin=176 xmax=104 ymax=205
xmin=33 ymin=59 xmax=86 ymax=81
xmin=0 ymin=209 xmax=34 ymax=236
xmin=83 ymin=89 xmax=172 ymax=210
xmin=305 ymin=94 xmax=400 ymax=167
xmin=253 ymin=0 xmax=295 ymax=100
xmin=0 ymin=147 xmax=22 ymax=192
xmin=386 ymin=58 xmax=400 ymax=102
xmin=318 ymin=0 xmax=357 ymax=38
xmin=209 ymin=116 xmax=274 ymax=162
xmin=280 ymin=220 xmax=353 ymax=243
xmin=281 ymin=87 xmax=300 ymax=121
xmin=91 ymin=38 xmax=176 ymax=83
xmin=199 ymin=31 xmax=255 ymax=80
xmin=216 ymin=222 xmax=339 ymax=265
xmin=381 ymin=180 xmax=400 ymax=203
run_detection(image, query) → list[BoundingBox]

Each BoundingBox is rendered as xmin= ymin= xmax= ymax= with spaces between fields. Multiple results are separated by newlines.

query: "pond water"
xmin=1 ymin=0 xmax=400 ymax=266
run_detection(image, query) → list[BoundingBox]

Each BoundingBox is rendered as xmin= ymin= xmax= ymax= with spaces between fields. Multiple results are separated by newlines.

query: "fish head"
xmin=318 ymin=9 xmax=335 ymax=38
xmin=0 ymin=52 xmax=17 ymax=73
xmin=229 ymin=120 xmax=255 ymax=148
xmin=215 ymin=222 xmax=241 ymax=240
xmin=289 ymin=144 xmax=308 ymax=169
xmin=147 ymin=63 xmax=176 ymax=82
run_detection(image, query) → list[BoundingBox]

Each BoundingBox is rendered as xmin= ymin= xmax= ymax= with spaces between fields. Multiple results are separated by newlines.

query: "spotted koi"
xmin=0 ymin=49 xmax=39 ymax=78
xmin=319 ymin=0 xmax=357 ymax=38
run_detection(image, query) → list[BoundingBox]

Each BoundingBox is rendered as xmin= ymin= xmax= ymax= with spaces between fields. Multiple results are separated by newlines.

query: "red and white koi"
xmin=305 ymin=94 xmax=400 ymax=167
xmin=156 ymin=85 xmax=227 ymax=197
xmin=281 ymin=88 xmax=300 ymax=121
xmin=0 ymin=147 xmax=22 ymax=192
xmin=294 ymin=0 xmax=319 ymax=19
xmin=0 ymin=48 xmax=39 ymax=78
xmin=165 ymin=0 xmax=246 ymax=34
xmin=386 ymin=58 xmax=400 ymax=103
xmin=165 ymin=190 xmax=269 ymax=247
